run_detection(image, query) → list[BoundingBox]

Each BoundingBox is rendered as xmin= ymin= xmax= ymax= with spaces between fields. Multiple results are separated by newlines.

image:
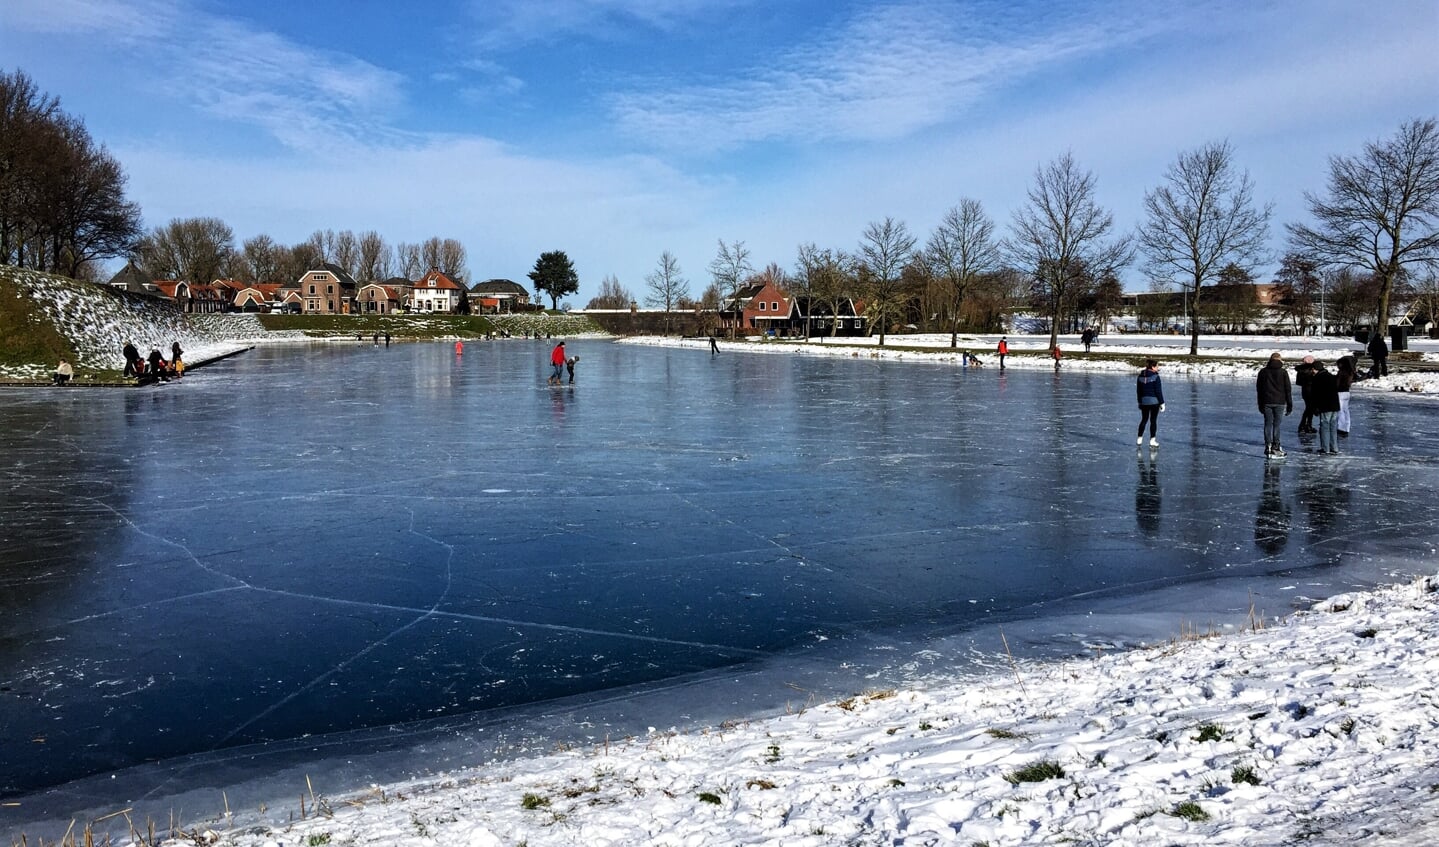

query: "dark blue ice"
xmin=2 ymin=339 xmax=1436 ymax=835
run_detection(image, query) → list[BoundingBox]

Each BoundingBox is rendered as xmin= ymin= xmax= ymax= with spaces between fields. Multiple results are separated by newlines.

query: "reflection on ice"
xmin=1 ymin=339 xmax=1436 ymax=837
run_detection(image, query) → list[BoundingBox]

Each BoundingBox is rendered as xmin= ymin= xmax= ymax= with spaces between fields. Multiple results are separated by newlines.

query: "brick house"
xmin=296 ymin=264 xmax=359 ymax=314
xmin=355 ymin=281 xmax=409 ymax=314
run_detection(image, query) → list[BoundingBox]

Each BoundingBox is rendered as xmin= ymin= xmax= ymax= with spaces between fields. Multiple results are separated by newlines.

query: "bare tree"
xmin=1272 ymin=252 xmax=1322 ymax=334
xmin=792 ymin=243 xmax=823 ymax=339
xmin=644 ymin=251 xmax=690 ymax=335
xmin=858 ymin=217 xmax=917 ymax=346
xmin=394 ymin=242 xmax=422 ymax=279
xmin=1289 ymin=118 xmax=1439 ymax=340
xmin=586 ymin=273 xmax=633 ymax=309
xmin=1139 ymin=140 xmax=1272 ymax=354
xmin=333 ymin=230 xmax=360 ymax=278
xmin=135 ymin=217 xmax=235 ymax=285
xmin=239 ymin=234 xmax=281 ymax=283
xmin=357 ymin=230 xmax=390 ymax=281
xmin=709 ymin=239 xmax=753 ymax=339
xmin=419 ymin=236 xmax=468 ymax=280
xmin=925 ymin=199 xmax=1000 ymax=347
xmin=1009 ymin=153 xmax=1132 ymax=351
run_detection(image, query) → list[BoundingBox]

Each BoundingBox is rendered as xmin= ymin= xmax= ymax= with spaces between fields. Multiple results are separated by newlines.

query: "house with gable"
xmin=355 ymin=279 xmax=410 ymax=314
xmin=296 ymin=263 xmax=359 ymax=314
xmin=231 ymin=283 xmax=285 ymax=312
xmin=411 ymin=267 xmax=467 ymax=313
xmin=151 ymin=279 xmax=228 ymax=313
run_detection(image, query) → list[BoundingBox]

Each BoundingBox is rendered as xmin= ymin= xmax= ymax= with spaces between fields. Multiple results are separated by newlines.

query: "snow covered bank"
xmin=620 ymin=333 xmax=1439 ymax=395
xmin=171 ymin=576 xmax=1439 ymax=846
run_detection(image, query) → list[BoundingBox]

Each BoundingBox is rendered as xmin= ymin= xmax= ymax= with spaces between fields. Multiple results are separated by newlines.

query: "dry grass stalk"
xmin=999 ymin=627 xmax=1028 ymax=700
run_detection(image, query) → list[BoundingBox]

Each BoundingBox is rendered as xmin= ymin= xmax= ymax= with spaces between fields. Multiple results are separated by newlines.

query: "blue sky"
xmin=3 ymin=0 xmax=1436 ymax=302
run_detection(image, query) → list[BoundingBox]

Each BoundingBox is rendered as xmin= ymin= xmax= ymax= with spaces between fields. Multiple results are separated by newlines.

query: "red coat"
xmin=551 ymin=344 xmax=566 ymax=366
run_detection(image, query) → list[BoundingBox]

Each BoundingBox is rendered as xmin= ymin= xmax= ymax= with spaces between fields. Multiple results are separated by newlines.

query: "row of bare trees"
xmin=0 ymin=69 xmax=142 ymax=279
xmin=132 ymin=220 xmax=470 ymax=287
xmin=604 ymin=119 xmax=1436 ymax=350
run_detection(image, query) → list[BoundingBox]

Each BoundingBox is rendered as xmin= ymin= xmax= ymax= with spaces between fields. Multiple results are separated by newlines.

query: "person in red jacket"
xmin=548 ymin=340 xmax=566 ymax=385
xmin=996 ymin=336 xmax=1008 ymax=370
xmin=1052 ymin=343 xmax=1062 ymax=370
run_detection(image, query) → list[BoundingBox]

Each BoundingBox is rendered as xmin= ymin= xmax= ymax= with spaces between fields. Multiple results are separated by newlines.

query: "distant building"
xmin=296 ymin=264 xmax=359 ymax=314
xmin=412 ymin=267 xmax=467 ymax=313
xmin=469 ymin=278 xmax=530 ymax=313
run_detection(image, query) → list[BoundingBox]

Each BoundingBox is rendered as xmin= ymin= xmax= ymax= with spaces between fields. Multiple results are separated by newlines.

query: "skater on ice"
xmin=1135 ymin=358 xmax=1164 ymax=447
xmin=1257 ymin=352 xmax=1293 ymax=457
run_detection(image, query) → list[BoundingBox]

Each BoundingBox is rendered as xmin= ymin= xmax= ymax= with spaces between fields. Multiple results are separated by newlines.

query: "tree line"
xmin=594 ymin=124 xmax=1438 ymax=350
xmin=4 ymin=68 xmax=1435 ymax=346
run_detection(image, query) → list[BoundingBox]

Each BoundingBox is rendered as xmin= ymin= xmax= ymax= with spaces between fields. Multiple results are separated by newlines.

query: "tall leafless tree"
xmin=1008 ymin=153 xmax=1132 ymax=351
xmin=422 ymin=236 xmax=468 ymax=280
xmin=333 ymin=229 xmax=360 ymax=278
xmin=239 ymin=234 xmax=280 ymax=283
xmin=586 ymin=273 xmax=634 ymax=309
xmin=357 ymin=230 xmax=390 ymax=281
xmin=1288 ymin=118 xmax=1439 ymax=339
xmin=394 ymin=242 xmax=422 ymax=279
xmin=1139 ymin=140 xmax=1272 ymax=354
xmin=135 ymin=217 xmax=236 ymax=285
xmin=925 ymin=199 xmax=1000 ymax=347
xmin=645 ymin=250 xmax=690 ymax=335
xmin=858 ymin=217 xmax=917 ymax=346
xmin=709 ymin=239 xmax=753 ymax=339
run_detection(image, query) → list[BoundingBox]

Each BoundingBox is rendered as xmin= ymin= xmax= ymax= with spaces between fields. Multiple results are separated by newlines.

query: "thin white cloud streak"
xmin=9 ymin=0 xmax=409 ymax=155
xmin=607 ymin=0 xmax=1171 ymax=151
xmin=463 ymin=0 xmax=753 ymax=49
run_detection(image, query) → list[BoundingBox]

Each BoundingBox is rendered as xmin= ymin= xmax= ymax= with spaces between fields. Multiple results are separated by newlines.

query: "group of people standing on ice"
xmin=1138 ymin=349 xmax=1368 ymax=459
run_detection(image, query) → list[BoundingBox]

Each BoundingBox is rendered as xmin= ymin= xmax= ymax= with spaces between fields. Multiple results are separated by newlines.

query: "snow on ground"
xmin=619 ymin=332 xmax=1439 ymax=395
xmin=182 ymin=577 xmax=1439 ymax=847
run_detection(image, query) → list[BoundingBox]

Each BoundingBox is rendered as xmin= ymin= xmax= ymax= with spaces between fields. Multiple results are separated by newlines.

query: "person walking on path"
xmin=548 ymin=340 xmax=566 ymax=385
xmin=1310 ymin=360 xmax=1342 ymax=454
xmin=997 ymin=337 xmax=1008 ymax=370
xmin=1082 ymin=328 xmax=1095 ymax=353
xmin=1257 ymin=352 xmax=1293 ymax=457
xmin=1051 ymin=344 xmax=1062 ymax=371
xmin=1366 ymin=331 xmax=1389 ymax=378
xmin=1135 ymin=359 xmax=1165 ymax=447
xmin=384 ymin=332 xmax=390 ymax=347
xmin=1294 ymin=355 xmax=1317 ymax=434
xmin=1336 ymin=355 xmax=1356 ymax=437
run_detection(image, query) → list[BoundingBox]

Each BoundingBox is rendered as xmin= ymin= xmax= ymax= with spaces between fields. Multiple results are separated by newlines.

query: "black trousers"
xmin=1138 ymin=405 xmax=1160 ymax=437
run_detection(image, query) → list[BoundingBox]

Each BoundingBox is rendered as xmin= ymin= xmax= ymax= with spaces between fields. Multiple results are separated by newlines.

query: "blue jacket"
xmin=1136 ymin=368 xmax=1163 ymax=406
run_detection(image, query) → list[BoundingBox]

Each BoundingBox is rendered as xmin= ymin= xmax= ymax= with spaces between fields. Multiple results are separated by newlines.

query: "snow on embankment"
xmin=0 ymin=266 xmax=290 ymax=380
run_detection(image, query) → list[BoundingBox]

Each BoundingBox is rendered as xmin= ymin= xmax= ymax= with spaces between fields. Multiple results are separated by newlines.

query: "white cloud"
xmin=462 ymin=0 xmax=754 ymax=49
xmin=605 ymin=0 xmax=1172 ymax=152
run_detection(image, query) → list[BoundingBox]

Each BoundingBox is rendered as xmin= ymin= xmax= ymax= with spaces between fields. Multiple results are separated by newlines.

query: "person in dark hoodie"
xmin=1294 ymin=355 xmax=1317 ymax=434
xmin=1256 ymin=352 xmax=1292 ymax=457
xmin=1135 ymin=358 xmax=1164 ymax=447
xmin=1309 ymin=360 xmax=1342 ymax=454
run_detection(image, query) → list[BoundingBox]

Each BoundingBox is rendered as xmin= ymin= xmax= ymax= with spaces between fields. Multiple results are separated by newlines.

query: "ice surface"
xmin=2 ymin=339 xmax=1436 ymax=833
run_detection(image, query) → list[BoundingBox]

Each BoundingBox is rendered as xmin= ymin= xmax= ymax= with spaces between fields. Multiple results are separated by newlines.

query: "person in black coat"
xmin=1256 ymin=352 xmax=1293 ymax=457
xmin=1367 ymin=332 xmax=1389 ymax=377
xmin=1309 ymin=361 xmax=1342 ymax=453
xmin=1294 ymin=356 xmax=1317 ymax=434
xmin=122 ymin=341 xmax=140 ymax=377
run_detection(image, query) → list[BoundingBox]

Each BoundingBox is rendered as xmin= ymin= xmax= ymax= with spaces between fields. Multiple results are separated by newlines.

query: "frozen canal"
xmin=2 ymin=339 xmax=1437 ymax=829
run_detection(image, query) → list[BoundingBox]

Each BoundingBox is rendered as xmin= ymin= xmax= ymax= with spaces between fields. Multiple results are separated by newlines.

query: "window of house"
xmin=327 ymin=284 xmax=334 ymax=293
xmin=311 ymin=273 xmax=324 ymax=281
xmin=758 ymin=302 xmax=766 ymax=311
xmin=772 ymin=301 xmax=779 ymax=311
xmin=309 ymin=285 xmax=316 ymax=294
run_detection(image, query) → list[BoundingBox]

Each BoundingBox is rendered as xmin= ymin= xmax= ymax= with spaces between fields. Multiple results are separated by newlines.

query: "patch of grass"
xmin=1356 ymin=627 xmax=1378 ymax=639
xmin=764 ymin=743 xmax=781 ymax=764
xmin=985 ymin=727 xmax=1030 ymax=740
xmin=257 ymin=312 xmax=499 ymax=338
xmin=0 ymin=267 xmax=78 ymax=369
xmin=520 ymin=792 xmax=551 ymax=810
xmin=306 ymin=834 xmax=332 ymax=846
xmin=887 ymin=778 xmax=905 ymax=788
xmin=1193 ymin=723 xmax=1225 ymax=743
xmin=918 ymin=721 xmax=934 ymax=731
xmin=1004 ymin=759 xmax=1065 ymax=785
xmin=1339 ymin=717 xmax=1357 ymax=735
xmin=1168 ymin=801 xmax=1210 ymax=822
xmin=697 ymin=791 xmax=723 ymax=805
xmin=1231 ymin=764 xmax=1262 ymax=786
